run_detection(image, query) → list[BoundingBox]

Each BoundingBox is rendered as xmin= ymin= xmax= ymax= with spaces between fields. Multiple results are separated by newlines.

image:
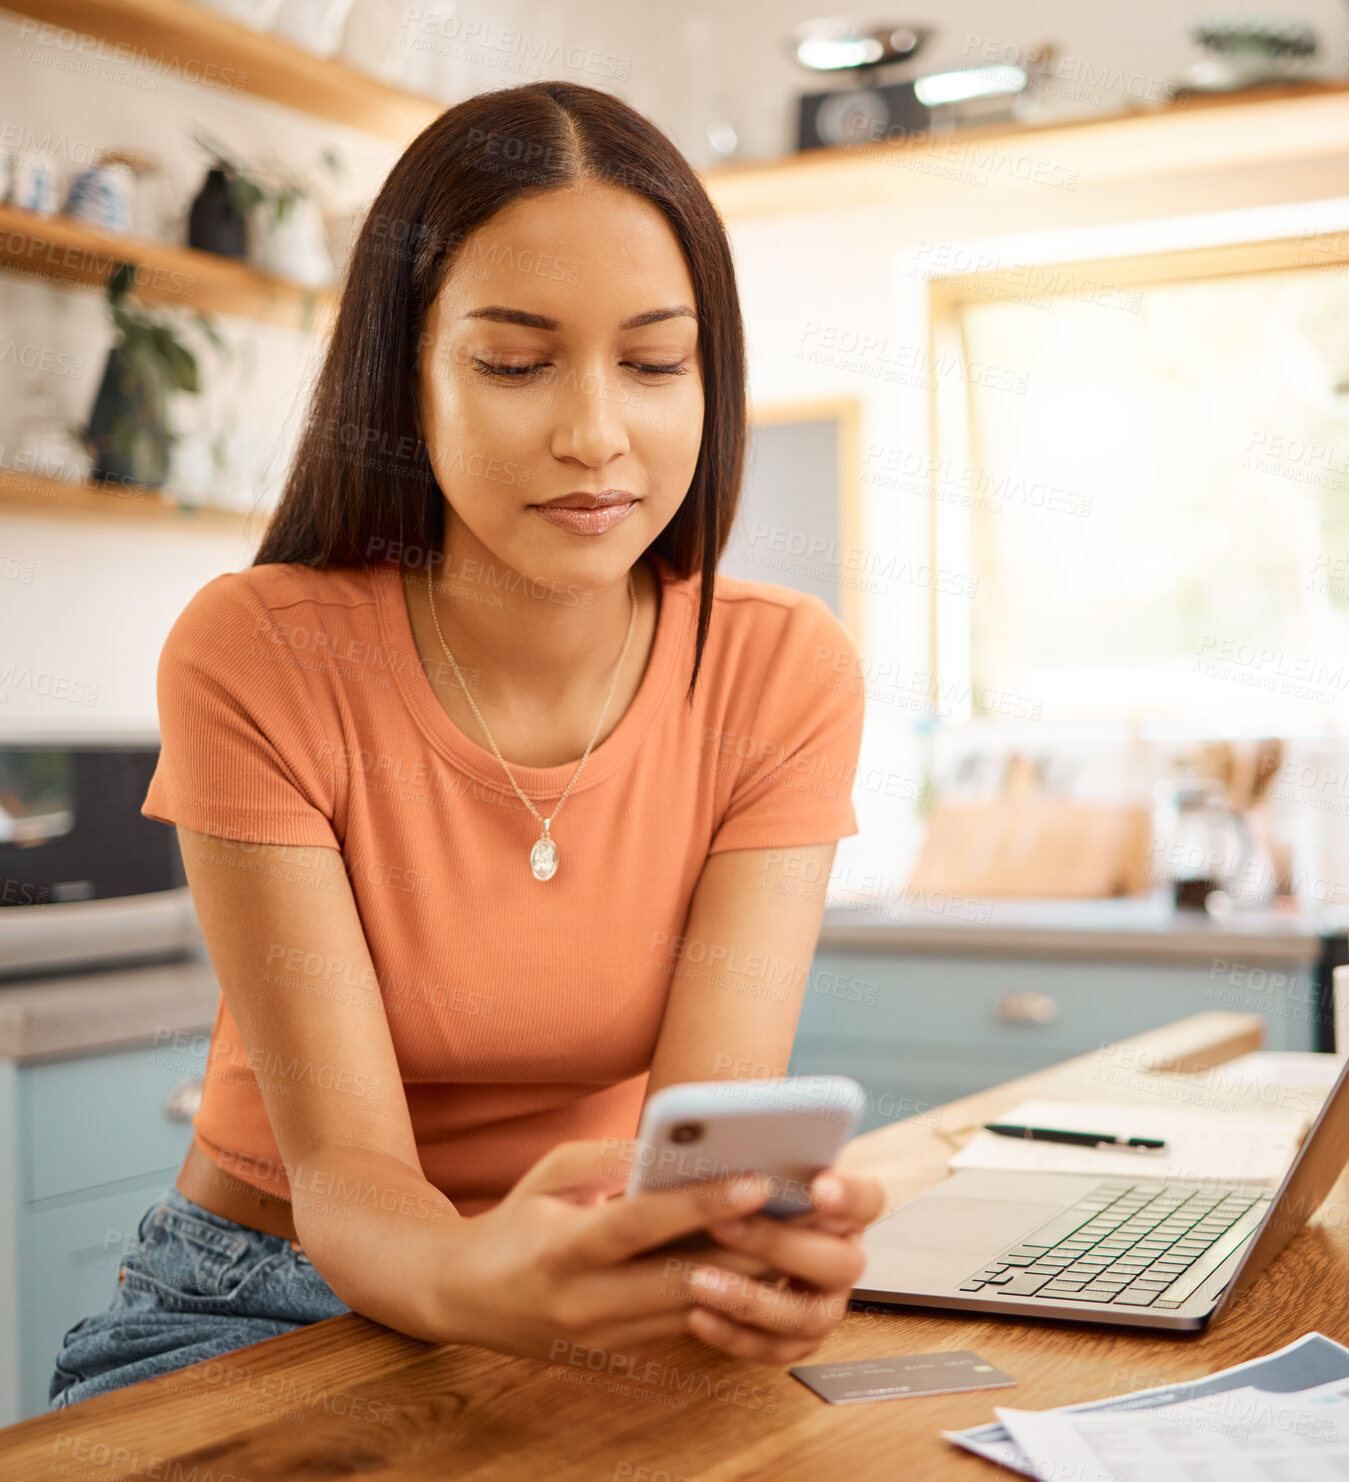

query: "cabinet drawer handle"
xmin=162 ymin=1078 xmax=204 ymax=1123
xmin=995 ymin=991 xmax=1058 ymax=1026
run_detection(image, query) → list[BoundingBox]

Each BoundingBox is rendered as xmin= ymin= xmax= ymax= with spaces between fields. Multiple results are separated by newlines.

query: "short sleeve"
xmin=142 ymin=573 xmax=341 ymax=849
xmin=706 ymin=594 xmax=866 ymax=855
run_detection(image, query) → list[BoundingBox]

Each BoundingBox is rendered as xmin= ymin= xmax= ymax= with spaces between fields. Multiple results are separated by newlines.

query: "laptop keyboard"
xmin=958 ymin=1180 xmax=1274 ymax=1310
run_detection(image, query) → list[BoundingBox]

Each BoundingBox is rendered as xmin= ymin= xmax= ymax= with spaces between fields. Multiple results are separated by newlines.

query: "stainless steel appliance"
xmin=0 ymin=736 xmax=201 ymax=981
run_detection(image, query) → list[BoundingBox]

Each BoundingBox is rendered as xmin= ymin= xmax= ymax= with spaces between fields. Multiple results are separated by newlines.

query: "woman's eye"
xmin=471 ymin=359 xmax=690 ymax=381
xmin=473 ymin=359 xmax=547 ymax=379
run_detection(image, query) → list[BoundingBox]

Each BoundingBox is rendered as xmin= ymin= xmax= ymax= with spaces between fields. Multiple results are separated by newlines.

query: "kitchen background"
xmin=2 ymin=0 xmax=1349 ymax=1423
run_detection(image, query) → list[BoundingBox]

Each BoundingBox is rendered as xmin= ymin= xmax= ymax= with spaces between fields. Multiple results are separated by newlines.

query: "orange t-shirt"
xmin=142 ymin=550 xmax=865 ymax=1214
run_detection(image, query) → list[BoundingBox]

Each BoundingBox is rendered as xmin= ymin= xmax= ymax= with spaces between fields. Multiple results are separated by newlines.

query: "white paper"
xmin=993 ymin=1404 xmax=1116 ymax=1482
xmin=1211 ymin=1051 xmax=1347 ymax=1090
xmin=996 ymin=1381 xmax=1349 ymax=1482
xmin=948 ymin=1098 xmax=1308 ymax=1184
xmin=944 ymin=1332 xmax=1349 ymax=1477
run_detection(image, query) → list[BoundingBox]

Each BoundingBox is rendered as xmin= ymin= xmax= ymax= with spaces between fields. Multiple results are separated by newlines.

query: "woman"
xmin=49 ymin=78 xmax=880 ymax=1410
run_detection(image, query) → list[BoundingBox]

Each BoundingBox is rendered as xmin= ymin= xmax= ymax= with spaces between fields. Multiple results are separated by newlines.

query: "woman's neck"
xmin=404 ymin=536 xmax=661 ymax=760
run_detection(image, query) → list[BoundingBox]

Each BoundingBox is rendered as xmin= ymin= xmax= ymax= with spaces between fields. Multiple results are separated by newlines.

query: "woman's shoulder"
xmin=157 ymin=562 xmax=384 ymax=703
xmin=177 ymin=561 xmax=377 ymax=625
xmin=656 ymin=560 xmax=863 ymax=736
xmin=702 ymin=568 xmax=861 ymax=675
xmin=659 ymin=555 xmax=856 ymax=657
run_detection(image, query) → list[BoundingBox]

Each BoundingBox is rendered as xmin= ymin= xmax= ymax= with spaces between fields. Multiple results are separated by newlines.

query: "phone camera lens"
xmin=670 ymin=1121 xmax=703 ymax=1144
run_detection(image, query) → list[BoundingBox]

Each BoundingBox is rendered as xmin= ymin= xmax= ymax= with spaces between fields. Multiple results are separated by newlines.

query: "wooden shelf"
xmin=701 ymin=80 xmax=1349 ymax=219
xmin=0 ymin=203 xmax=337 ymax=326
xmin=5 ymin=0 xmax=443 ymax=143
xmin=0 ymin=466 xmax=268 ymax=534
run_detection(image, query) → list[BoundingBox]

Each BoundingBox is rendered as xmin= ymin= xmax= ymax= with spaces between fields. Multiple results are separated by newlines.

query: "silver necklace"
xmin=421 ymin=563 xmax=638 ymax=881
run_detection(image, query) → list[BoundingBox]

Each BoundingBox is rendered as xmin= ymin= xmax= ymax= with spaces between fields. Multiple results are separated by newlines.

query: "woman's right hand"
xmin=429 ymin=1140 xmax=775 ymax=1362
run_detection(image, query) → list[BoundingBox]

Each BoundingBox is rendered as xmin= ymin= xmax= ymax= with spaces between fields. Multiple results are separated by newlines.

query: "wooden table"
xmin=7 ymin=1011 xmax=1344 ymax=1481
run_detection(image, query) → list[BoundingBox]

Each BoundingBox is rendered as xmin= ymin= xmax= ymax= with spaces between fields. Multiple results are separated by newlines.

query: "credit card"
xmin=789 ymin=1350 xmax=1016 ymax=1405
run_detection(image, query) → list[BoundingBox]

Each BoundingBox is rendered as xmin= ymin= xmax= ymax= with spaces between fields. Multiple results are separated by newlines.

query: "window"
xmin=930 ymin=234 xmax=1349 ymax=731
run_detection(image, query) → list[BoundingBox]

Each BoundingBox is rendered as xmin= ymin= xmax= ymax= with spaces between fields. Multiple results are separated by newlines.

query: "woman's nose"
xmin=549 ymin=367 xmax=634 ymax=466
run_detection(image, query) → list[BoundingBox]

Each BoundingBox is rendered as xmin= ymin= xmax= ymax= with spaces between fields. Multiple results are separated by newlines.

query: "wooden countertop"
xmin=820 ymin=897 xmax=1337 ymax=964
xmin=10 ymin=1009 xmax=1346 ymax=1479
xmin=0 ymin=955 xmax=218 ymax=1062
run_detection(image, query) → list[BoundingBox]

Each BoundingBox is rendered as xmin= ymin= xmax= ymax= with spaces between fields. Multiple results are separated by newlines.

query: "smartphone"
xmin=625 ymin=1074 xmax=867 ymax=1218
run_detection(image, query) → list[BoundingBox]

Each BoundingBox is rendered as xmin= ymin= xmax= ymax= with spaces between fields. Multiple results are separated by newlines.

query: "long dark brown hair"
xmin=253 ymin=80 xmax=747 ymax=702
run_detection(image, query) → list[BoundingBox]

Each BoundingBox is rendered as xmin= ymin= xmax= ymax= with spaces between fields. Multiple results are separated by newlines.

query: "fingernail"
xmin=732 ymin=1174 xmax=767 ymax=1201
xmin=689 ymin=1266 xmax=728 ymax=1292
xmin=711 ymin=1217 xmax=749 ymax=1239
xmin=812 ymin=1172 xmax=844 ymax=1205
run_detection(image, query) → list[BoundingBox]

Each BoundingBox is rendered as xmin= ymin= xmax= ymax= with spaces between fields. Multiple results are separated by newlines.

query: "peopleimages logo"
xmin=0 ymin=665 xmax=100 ymax=706
xmin=216 ymin=1151 xmax=446 ymax=1222
xmin=49 ymin=1434 xmax=254 ymax=1482
xmin=548 ymin=1340 xmax=779 ymax=1413
xmin=16 ymin=18 xmax=249 ymax=90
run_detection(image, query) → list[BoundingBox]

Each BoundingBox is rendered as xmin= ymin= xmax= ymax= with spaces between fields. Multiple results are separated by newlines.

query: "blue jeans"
xmin=48 ymin=1186 xmax=351 ymax=1410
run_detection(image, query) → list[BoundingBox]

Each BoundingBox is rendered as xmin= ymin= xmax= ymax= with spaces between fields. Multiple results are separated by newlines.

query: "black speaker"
xmin=797 ymin=81 xmax=930 ymax=153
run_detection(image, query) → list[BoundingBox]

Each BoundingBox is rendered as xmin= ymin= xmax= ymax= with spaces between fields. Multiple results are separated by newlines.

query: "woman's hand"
xmin=676 ymin=1168 xmax=887 ymax=1364
xmin=433 ymin=1143 xmax=884 ymax=1370
xmin=431 ymin=1139 xmax=778 ymax=1362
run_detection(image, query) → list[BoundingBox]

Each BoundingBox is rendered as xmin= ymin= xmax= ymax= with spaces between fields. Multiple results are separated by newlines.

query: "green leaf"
xmin=192 ymin=313 xmax=227 ymax=354
xmin=164 ymin=341 xmax=200 ymax=394
xmin=227 ymin=174 xmax=264 ymax=219
xmin=107 ymin=261 xmax=136 ymax=306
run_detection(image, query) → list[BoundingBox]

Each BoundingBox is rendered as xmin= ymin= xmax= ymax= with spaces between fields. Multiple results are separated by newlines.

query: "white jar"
xmin=270 ymin=0 xmax=359 ymax=57
xmin=190 ymin=0 xmax=286 ymax=30
xmin=251 ymin=195 xmax=335 ymax=288
xmin=339 ymin=0 xmax=409 ymax=84
xmin=11 ymin=152 xmax=61 ymax=215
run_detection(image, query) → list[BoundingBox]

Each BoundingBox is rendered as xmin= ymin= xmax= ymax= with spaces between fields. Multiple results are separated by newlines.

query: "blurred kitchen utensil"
xmin=1152 ymin=770 xmax=1252 ymax=911
xmin=11 ymin=152 xmax=61 ymax=215
xmin=63 ymin=159 xmax=135 ymax=233
xmin=908 ymin=750 xmax=1152 ymax=899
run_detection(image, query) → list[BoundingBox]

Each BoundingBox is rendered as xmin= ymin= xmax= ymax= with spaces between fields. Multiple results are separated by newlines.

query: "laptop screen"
xmin=1210 ymin=1049 xmax=1349 ymax=1320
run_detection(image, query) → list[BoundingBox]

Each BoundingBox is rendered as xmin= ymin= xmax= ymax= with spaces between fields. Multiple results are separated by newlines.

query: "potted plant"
xmin=187 ymin=130 xmax=256 ymax=258
xmin=82 ymin=262 xmax=224 ymax=491
xmin=189 ymin=127 xmax=341 ymax=286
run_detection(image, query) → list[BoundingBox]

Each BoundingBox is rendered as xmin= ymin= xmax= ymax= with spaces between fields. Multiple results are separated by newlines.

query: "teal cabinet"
xmin=0 ymin=1037 xmax=207 ymax=1422
xmin=790 ymin=948 xmax=1318 ymax=1135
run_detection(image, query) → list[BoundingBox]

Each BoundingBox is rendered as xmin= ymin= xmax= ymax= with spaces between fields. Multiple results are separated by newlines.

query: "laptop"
xmin=854 ymin=1051 xmax=1349 ymax=1331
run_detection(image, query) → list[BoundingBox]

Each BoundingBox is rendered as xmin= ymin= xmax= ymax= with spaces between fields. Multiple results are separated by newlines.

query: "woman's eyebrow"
xmin=460 ymin=305 xmax=696 ymax=330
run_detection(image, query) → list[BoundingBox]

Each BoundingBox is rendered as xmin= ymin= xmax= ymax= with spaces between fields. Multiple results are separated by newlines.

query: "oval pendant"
xmin=530 ymin=833 xmax=558 ymax=881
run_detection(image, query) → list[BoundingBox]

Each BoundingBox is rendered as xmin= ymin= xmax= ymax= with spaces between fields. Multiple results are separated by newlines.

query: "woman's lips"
xmin=531 ymin=500 xmax=637 ymax=535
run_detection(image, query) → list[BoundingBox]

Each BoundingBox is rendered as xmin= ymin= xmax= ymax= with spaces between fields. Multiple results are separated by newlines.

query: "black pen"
xmin=983 ymin=1122 xmax=1168 ymax=1150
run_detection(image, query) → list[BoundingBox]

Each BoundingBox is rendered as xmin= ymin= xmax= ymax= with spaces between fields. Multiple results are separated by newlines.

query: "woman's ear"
xmin=409 ymin=331 xmax=428 ymax=445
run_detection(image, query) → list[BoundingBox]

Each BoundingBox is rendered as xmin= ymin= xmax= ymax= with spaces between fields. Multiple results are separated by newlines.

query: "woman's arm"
xmin=175 ymin=824 xmax=463 ymax=1340
xmin=640 ymin=838 xmax=887 ymax=1361
xmin=644 ymin=840 xmax=839 ymax=1097
xmin=176 ymin=825 xmax=794 ymax=1360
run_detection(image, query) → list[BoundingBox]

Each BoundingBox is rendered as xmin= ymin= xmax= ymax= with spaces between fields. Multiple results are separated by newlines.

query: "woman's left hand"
xmin=676 ymin=1168 xmax=886 ymax=1364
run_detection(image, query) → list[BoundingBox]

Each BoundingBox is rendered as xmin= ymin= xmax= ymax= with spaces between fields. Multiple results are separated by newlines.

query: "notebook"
xmin=946 ymin=1098 xmax=1310 ymax=1185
